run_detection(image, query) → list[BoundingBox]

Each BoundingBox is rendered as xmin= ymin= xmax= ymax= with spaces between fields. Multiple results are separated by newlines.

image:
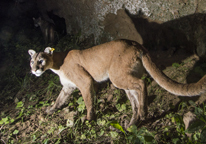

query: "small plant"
xmin=127 ymin=125 xmax=156 ymax=144
xmin=185 ymin=101 xmax=206 ymax=143
xmin=116 ymin=103 xmax=127 ymax=112
xmin=161 ymin=101 xmax=206 ymax=143
xmin=0 ymin=116 xmax=14 ymax=125
xmin=15 ymin=101 xmax=32 ymax=120
xmin=76 ymin=97 xmax=86 ymax=113
xmin=36 ymin=101 xmax=50 ymax=108
xmin=113 ymin=89 xmax=121 ymax=102
xmin=171 ymin=114 xmax=188 ymax=143
xmin=172 ymin=62 xmax=182 ymax=68
xmin=15 ymin=101 xmax=25 ymax=120
xmin=16 ymin=101 xmax=24 ymax=108
xmin=110 ymin=121 xmax=125 ymax=134
xmin=13 ymin=129 xmax=19 ymax=135
xmin=141 ymin=76 xmax=152 ymax=85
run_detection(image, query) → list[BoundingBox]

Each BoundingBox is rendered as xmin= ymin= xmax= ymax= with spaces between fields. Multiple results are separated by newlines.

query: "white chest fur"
xmin=59 ymin=75 xmax=76 ymax=87
xmin=50 ymin=69 xmax=76 ymax=88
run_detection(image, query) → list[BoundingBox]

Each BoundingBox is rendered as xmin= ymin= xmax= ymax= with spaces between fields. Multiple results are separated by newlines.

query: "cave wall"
xmin=37 ymin=0 xmax=206 ymax=56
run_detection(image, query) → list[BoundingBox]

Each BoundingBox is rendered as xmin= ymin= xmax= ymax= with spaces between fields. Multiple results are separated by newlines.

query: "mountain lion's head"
xmin=28 ymin=47 xmax=54 ymax=77
xmin=33 ymin=17 xmax=43 ymax=27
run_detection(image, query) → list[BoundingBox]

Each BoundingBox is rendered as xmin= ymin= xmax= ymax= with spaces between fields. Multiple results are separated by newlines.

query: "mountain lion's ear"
xmin=44 ymin=47 xmax=54 ymax=55
xmin=28 ymin=49 xmax=36 ymax=57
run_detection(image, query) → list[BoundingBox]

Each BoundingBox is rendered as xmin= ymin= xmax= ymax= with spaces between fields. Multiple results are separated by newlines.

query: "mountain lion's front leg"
xmin=72 ymin=66 xmax=95 ymax=121
xmin=46 ymin=86 xmax=76 ymax=114
xmin=80 ymin=82 xmax=95 ymax=121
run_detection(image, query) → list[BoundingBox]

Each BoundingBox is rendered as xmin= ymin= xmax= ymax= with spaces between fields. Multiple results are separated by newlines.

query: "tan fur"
xmin=28 ymin=39 xmax=206 ymax=128
xmin=33 ymin=17 xmax=55 ymax=45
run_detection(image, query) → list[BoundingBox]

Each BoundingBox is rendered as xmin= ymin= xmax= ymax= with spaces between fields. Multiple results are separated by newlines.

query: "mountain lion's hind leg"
xmin=46 ymin=86 xmax=75 ymax=114
xmin=125 ymin=90 xmax=139 ymax=127
xmin=125 ymin=78 xmax=147 ymax=128
xmin=110 ymin=74 xmax=147 ymax=128
xmin=135 ymin=79 xmax=147 ymax=120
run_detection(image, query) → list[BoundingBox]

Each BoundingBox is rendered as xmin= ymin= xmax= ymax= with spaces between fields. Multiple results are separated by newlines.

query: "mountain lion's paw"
xmin=46 ymin=106 xmax=55 ymax=115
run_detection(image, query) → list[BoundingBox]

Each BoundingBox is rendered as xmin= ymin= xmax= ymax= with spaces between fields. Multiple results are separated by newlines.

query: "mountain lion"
xmin=28 ymin=39 xmax=206 ymax=128
xmin=33 ymin=17 xmax=55 ymax=45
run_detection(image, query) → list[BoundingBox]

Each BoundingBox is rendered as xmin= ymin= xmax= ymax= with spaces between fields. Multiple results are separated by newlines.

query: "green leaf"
xmin=116 ymin=103 xmax=121 ymax=111
xmin=127 ymin=125 xmax=138 ymax=134
xmin=76 ymin=97 xmax=84 ymax=104
xmin=13 ymin=130 xmax=19 ymax=135
xmin=39 ymin=101 xmax=44 ymax=104
xmin=171 ymin=117 xmax=175 ymax=123
xmin=10 ymin=119 xmax=15 ymax=124
xmin=201 ymin=128 xmax=206 ymax=143
xmin=77 ymin=103 xmax=85 ymax=113
xmin=91 ymin=129 xmax=96 ymax=135
xmin=164 ymin=127 xmax=169 ymax=132
xmin=68 ymin=102 xmax=73 ymax=106
xmin=80 ymin=134 xmax=86 ymax=140
xmin=172 ymin=138 xmax=180 ymax=144
xmin=0 ymin=120 xmax=3 ymax=125
xmin=0 ymin=117 xmax=8 ymax=125
xmin=3 ymin=117 xmax=10 ymax=125
xmin=76 ymin=97 xmax=86 ymax=113
xmin=178 ymin=102 xmax=187 ymax=110
xmin=97 ymin=119 xmax=106 ymax=126
xmin=188 ymin=100 xmax=196 ymax=106
xmin=174 ymin=115 xmax=182 ymax=125
xmin=141 ymin=76 xmax=146 ymax=80
xmin=58 ymin=125 xmax=65 ymax=134
xmin=66 ymin=119 xmax=74 ymax=127
xmin=137 ymin=135 xmax=145 ymax=143
xmin=17 ymin=108 xmax=24 ymax=119
xmin=146 ymin=78 xmax=151 ymax=83
xmin=99 ymin=130 xmax=104 ymax=136
xmin=195 ymin=107 xmax=203 ymax=115
xmin=121 ymin=104 xmax=126 ymax=111
xmin=43 ymin=138 xmax=49 ymax=144
xmin=172 ymin=63 xmax=180 ymax=68
xmin=199 ymin=115 xmax=206 ymax=123
xmin=193 ymin=132 xmax=200 ymax=141
xmin=32 ymin=135 xmax=37 ymax=142
xmin=47 ymin=127 xmax=55 ymax=134
xmin=116 ymin=103 xmax=127 ymax=112
xmin=55 ymin=138 xmax=61 ymax=144
xmin=186 ymin=119 xmax=205 ymax=133
xmin=110 ymin=131 xmax=118 ymax=138
xmin=110 ymin=121 xmax=125 ymax=133
xmin=144 ymin=135 xmax=154 ymax=143
xmin=16 ymin=101 xmax=24 ymax=108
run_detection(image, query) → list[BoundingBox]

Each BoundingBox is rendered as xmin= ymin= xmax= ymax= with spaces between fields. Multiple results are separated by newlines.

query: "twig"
xmin=0 ymin=125 xmax=3 ymax=131
xmin=0 ymin=125 xmax=6 ymax=144
xmin=0 ymin=139 xmax=6 ymax=144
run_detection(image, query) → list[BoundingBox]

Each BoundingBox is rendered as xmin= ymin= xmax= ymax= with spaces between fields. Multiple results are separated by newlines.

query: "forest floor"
xmin=0 ymin=34 xmax=206 ymax=144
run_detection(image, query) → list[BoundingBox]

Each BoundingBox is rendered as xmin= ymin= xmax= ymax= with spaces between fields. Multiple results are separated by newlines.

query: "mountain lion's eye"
xmin=39 ymin=60 xmax=43 ymax=64
xmin=31 ymin=61 xmax=34 ymax=65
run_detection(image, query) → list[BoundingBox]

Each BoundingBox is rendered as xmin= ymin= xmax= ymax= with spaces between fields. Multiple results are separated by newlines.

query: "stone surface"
xmin=36 ymin=0 xmax=206 ymax=56
xmin=103 ymin=9 xmax=143 ymax=44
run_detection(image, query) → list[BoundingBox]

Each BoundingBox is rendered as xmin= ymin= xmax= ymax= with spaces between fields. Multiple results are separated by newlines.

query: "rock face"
xmin=37 ymin=0 xmax=206 ymax=57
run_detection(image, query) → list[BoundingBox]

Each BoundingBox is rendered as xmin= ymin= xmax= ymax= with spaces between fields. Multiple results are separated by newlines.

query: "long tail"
xmin=142 ymin=53 xmax=206 ymax=96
